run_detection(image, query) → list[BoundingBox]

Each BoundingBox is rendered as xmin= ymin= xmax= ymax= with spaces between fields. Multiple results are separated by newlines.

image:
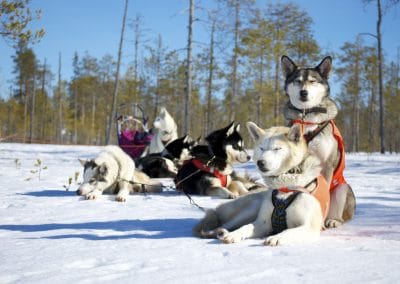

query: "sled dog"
xmin=175 ymin=122 xmax=259 ymax=199
xmin=281 ymin=55 xmax=356 ymax=228
xmin=148 ymin=107 xmax=178 ymax=154
xmin=77 ymin=145 xmax=162 ymax=202
xmin=193 ymin=123 xmax=327 ymax=246
xmin=136 ymin=135 xmax=197 ymax=178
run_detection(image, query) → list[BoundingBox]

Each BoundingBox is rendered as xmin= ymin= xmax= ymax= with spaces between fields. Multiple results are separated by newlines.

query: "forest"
xmin=0 ymin=0 xmax=399 ymax=152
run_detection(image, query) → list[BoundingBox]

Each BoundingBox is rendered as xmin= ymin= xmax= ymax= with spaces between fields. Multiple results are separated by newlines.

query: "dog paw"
xmin=85 ymin=190 xmax=101 ymax=200
xmin=217 ymin=229 xmax=243 ymax=244
xmin=325 ymin=219 xmax=342 ymax=228
xmin=264 ymin=236 xmax=281 ymax=246
xmin=115 ymin=196 xmax=127 ymax=202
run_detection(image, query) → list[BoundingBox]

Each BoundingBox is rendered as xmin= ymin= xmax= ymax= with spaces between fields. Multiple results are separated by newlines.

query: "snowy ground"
xmin=0 ymin=143 xmax=399 ymax=283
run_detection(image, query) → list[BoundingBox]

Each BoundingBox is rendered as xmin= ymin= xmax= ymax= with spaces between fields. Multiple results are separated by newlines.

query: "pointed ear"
xmin=226 ymin=122 xmax=235 ymax=137
xmin=182 ymin=134 xmax=190 ymax=143
xmin=246 ymin=121 xmax=266 ymax=141
xmin=79 ymin=159 xmax=88 ymax=166
xmin=281 ymin=55 xmax=297 ymax=77
xmin=235 ymin=123 xmax=240 ymax=133
xmin=287 ymin=124 xmax=303 ymax=143
xmin=159 ymin=107 xmax=166 ymax=117
xmin=316 ymin=56 xmax=332 ymax=79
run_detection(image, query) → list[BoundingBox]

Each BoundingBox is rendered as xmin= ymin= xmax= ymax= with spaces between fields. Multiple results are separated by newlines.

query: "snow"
xmin=0 ymin=143 xmax=399 ymax=283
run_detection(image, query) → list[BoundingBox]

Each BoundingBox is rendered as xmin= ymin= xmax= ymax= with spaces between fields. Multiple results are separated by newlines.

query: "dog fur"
xmin=281 ymin=55 xmax=356 ymax=228
xmin=193 ymin=123 xmax=325 ymax=246
xmin=175 ymin=122 xmax=258 ymax=199
xmin=148 ymin=107 xmax=178 ymax=154
xmin=77 ymin=145 xmax=162 ymax=202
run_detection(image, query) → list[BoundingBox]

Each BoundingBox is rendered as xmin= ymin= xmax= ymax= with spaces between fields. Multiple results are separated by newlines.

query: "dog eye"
xmin=309 ymin=79 xmax=317 ymax=83
xmin=295 ymin=79 xmax=302 ymax=84
xmin=259 ymin=146 xmax=265 ymax=151
xmin=273 ymin=147 xmax=282 ymax=151
xmin=89 ymin=178 xmax=97 ymax=185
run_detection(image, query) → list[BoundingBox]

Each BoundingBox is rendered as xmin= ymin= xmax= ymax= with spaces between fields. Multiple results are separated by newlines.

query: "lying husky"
xmin=77 ymin=145 xmax=162 ymax=202
xmin=148 ymin=107 xmax=178 ymax=154
xmin=281 ymin=55 xmax=356 ymax=228
xmin=193 ymin=123 xmax=328 ymax=246
xmin=136 ymin=135 xmax=197 ymax=178
xmin=175 ymin=122 xmax=259 ymax=199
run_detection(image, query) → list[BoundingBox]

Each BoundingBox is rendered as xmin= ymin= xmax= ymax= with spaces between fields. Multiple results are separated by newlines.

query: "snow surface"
xmin=0 ymin=143 xmax=399 ymax=284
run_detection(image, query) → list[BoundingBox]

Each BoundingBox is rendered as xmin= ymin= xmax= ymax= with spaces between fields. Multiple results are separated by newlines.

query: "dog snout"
xmin=256 ymin=160 xmax=268 ymax=172
xmin=76 ymin=189 xmax=82 ymax=195
xmin=300 ymin=90 xmax=308 ymax=101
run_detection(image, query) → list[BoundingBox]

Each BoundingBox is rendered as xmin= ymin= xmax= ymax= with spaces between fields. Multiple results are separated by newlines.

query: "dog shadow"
xmin=20 ymin=189 xmax=76 ymax=197
xmin=0 ymin=218 xmax=198 ymax=240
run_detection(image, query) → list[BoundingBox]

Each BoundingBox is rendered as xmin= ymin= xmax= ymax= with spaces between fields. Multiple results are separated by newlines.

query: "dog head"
xmin=206 ymin=122 xmax=250 ymax=164
xmin=281 ymin=55 xmax=332 ymax=109
xmin=77 ymin=159 xmax=110 ymax=195
xmin=246 ymin=122 xmax=308 ymax=177
xmin=164 ymin=134 xmax=198 ymax=162
xmin=153 ymin=107 xmax=177 ymax=143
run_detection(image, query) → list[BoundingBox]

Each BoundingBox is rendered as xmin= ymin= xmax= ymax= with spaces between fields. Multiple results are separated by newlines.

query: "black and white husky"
xmin=135 ymin=135 xmax=197 ymax=178
xmin=174 ymin=122 xmax=257 ymax=199
xmin=281 ymin=55 xmax=356 ymax=228
xmin=77 ymin=145 xmax=162 ymax=202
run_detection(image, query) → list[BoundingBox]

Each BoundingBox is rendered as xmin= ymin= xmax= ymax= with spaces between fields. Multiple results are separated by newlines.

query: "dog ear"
xmin=246 ymin=122 xmax=266 ymax=141
xmin=287 ymin=124 xmax=303 ymax=143
xmin=235 ymin=123 xmax=241 ymax=133
xmin=78 ymin=159 xmax=88 ymax=166
xmin=226 ymin=121 xmax=236 ymax=137
xmin=316 ymin=56 xmax=332 ymax=79
xmin=281 ymin=55 xmax=297 ymax=77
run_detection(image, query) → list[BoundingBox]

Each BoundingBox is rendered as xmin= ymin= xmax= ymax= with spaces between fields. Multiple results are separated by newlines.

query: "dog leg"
xmin=264 ymin=225 xmax=320 ymax=246
xmin=205 ymin=187 xmax=237 ymax=199
xmin=85 ymin=189 xmax=103 ymax=200
xmin=326 ymin=183 xmax=355 ymax=228
xmin=116 ymin=187 xmax=130 ymax=202
xmin=229 ymin=180 xmax=249 ymax=196
xmin=217 ymin=218 xmax=270 ymax=244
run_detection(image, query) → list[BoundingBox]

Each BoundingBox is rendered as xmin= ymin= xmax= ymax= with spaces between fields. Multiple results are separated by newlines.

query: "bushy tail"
xmin=192 ymin=209 xmax=220 ymax=238
xmin=133 ymin=170 xmax=163 ymax=193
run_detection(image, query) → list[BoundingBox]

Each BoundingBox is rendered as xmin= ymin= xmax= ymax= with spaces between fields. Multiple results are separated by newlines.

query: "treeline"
xmin=0 ymin=1 xmax=399 ymax=152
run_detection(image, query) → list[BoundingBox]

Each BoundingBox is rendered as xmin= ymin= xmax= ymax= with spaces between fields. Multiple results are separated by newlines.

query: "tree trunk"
xmin=376 ymin=0 xmax=385 ymax=153
xmin=205 ymin=20 xmax=215 ymax=136
xmin=230 ymin=0 xmax=240 ymax=122
xmin=184 ymin=0 xmax=194 ymax=134
xmin=57 ymin=52 xmax=63 ymax=143
xmin=106 ymin=0 xmax=128 ymax=145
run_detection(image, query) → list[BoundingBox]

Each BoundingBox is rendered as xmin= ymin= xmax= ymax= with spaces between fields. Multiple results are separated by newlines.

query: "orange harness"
xmin=278 ymin=175 xmax=330 ymax=220
xmin=292 ymin=119 xmax=347 ymax=191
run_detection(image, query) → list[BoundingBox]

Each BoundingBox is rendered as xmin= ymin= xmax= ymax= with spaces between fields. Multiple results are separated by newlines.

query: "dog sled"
xmin=116 ymin=103 xmax=153 ymax=159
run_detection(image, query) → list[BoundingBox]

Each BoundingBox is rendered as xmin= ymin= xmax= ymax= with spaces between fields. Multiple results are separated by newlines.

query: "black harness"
xmin=271 ymin=189 xmax=302 ymax=235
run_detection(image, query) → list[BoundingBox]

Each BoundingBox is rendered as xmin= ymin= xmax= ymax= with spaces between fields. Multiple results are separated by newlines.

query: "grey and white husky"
xmin=281 ymin=55 xmax=356 ymax=228
xmin=77 ymin=145 xmax=162 ymax=202
xmin=193 ymin=123 xmax=326 ymax=246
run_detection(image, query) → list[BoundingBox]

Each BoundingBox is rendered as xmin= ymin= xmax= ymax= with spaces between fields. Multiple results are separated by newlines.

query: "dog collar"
xmin=287 ymin=102 xmax=327 ymax=116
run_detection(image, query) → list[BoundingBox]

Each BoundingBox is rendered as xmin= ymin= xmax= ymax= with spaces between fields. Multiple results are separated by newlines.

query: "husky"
xmin=281 ymin=55 xmax=356 ymax=228
xmin=175 ymin=122 xmax=259 ymax=199
xmin=77 ymin=145 xmax=162 ymax=202
xmin=193 ymin=123 xmax=327 ymax=246
xmin=148 ymin=107 xmax=178 ymax=154
xmin=136 ymin=135 xmax=197 ymax=178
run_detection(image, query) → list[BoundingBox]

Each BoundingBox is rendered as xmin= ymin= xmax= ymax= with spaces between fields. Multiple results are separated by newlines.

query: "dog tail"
xmin=133 ymin=170 xmax=163 ymax=193
xmin=192 ymin=209 xmax=220 ymax=238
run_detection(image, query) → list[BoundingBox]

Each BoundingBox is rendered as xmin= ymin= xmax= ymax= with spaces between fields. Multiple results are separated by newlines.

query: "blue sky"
xmin=0 ymin=0 xmax=399 ymax=98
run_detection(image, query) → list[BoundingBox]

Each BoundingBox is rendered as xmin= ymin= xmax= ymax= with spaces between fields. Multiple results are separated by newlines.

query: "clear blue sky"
xmin=0 ymin=0 xmax=399 ymax=98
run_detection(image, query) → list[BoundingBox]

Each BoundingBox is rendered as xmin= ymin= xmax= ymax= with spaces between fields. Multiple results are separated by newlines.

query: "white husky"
xmin=77 ymin=145 xmax=162 ymax=202
xmin=194 ymin=123 xmax=327 ymax=246
xmin=148 ymin=107 xmax=178 ymax=154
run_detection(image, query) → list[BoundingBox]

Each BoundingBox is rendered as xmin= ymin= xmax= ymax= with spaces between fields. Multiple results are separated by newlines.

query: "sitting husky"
xmin=148 ymin=107 xmax=178 ymax=154
xmin=175 ymin=122 xmax=258 ymax=199
xmin=193 ymin=123 xmax=328 ymax=246
xmin=77 ymin=145 xmax=162 ymax=202
xmin=281 ymin=55 xmax=356 ymax=228
xmin=136 ymin=135 xmax=197 ymax=178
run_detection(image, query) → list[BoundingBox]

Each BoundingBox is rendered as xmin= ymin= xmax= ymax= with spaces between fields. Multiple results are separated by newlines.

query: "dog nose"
xmin=257 ymin=160 xmax=268 ymax=172
xmin=246 ymin=155 xmax=251 ymax=161
xmin=76 ymin=189 xmax=82 ymax=195
xmin=300 ymin=90 xmax=308 ymax=101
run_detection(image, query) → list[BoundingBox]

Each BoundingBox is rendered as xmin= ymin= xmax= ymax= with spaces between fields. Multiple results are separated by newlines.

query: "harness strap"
xmin=292 ymin=119 xmax=331 ymax=143
xmin=271 ymin=189 xmax=301 ymax=235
